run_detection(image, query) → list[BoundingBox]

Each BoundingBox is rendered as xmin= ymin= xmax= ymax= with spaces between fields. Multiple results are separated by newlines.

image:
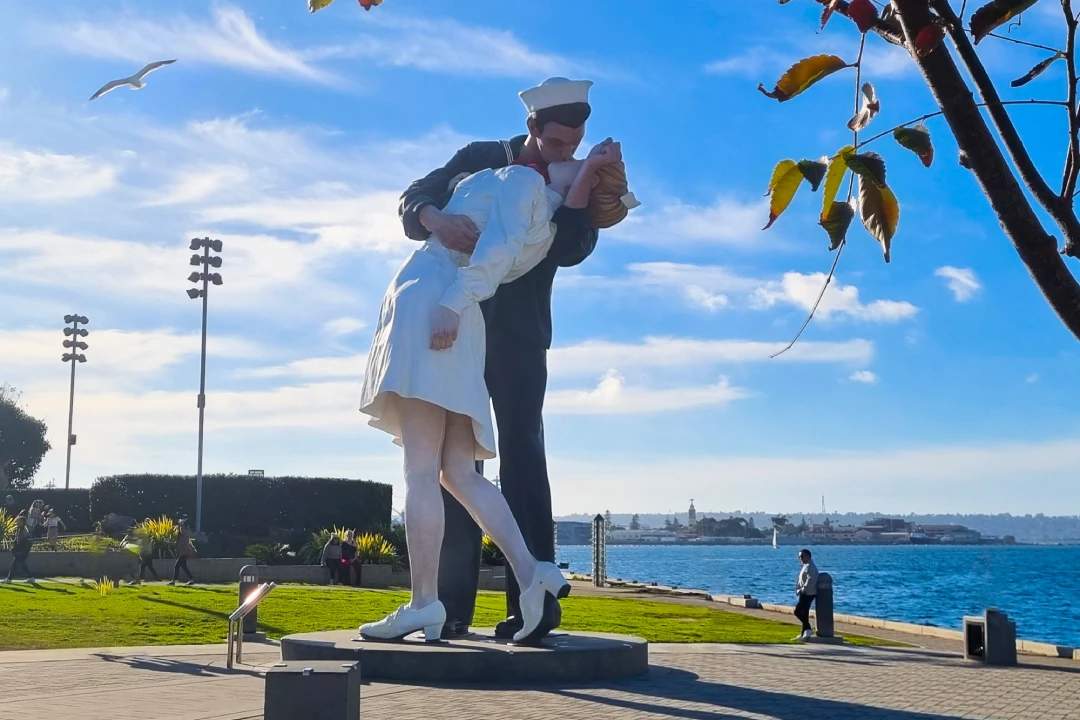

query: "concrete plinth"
xmin=279 ymin=628 xmax=648 ymax=684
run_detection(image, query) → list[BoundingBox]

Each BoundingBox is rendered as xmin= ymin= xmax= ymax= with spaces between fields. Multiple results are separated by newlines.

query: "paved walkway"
xmin=2 ymin=639 xmax=1079 ymax=719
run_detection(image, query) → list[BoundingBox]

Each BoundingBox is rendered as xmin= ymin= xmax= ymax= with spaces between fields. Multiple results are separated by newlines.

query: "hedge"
xmin=3 ymin=489 xmax=93 ymax=532
xmin=89 ymin=475 xmax=393 ymax=538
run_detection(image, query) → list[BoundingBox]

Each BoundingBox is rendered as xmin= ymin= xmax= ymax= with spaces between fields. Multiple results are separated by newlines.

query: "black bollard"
xmin=815 ymin=572 xmax=835 ymax=638
xmin=239 ymin=565 xmax=259 ymax=636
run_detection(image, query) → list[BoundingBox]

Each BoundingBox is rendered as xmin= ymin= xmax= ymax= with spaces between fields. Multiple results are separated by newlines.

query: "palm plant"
xmin=0 ymin=509 xmax=16 ymax=551
xmin=245 ymin=542 xmax=292 ymax=566
xmin=355 ymin=532 xmax=398 ymax=565
xmin=91 ymin=576 xmax=114 ymax=597
xmin=133 ymin=516 xmax=178 ymax=558
xmin=298 ymin=526 xmax=353 ymax=565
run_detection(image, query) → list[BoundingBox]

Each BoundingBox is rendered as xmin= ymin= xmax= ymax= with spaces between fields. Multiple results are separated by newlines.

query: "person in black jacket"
xmin=2 ymin=515 xmax=34 ymax=584
xmin=398 ymin=77 xmax=612 ymax=641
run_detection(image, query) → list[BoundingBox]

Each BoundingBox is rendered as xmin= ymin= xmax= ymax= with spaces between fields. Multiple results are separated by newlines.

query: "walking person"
xmin=322 ymin=533 xmax=343 ymax=585
xmin=168 ymin=519 xmax=196 ymax=586
xmin=26 ymin=500 xmax=44 ymax=539
xmin=45 ymin=509 xmax=66 ymax=551
xmin=2 ymin=515 xmax=35 ymax=584
xmin=126 ymin=519 xmax=158 ymax=583
xmin=341 ymin=530 xmax=359 ymax=587
xmin=793 ymin=548 xmax=820 ymax=641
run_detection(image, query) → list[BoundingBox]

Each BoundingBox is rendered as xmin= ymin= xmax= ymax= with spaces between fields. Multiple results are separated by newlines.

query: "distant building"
xmin=916 ymin=524 xmax=981 ymax=542
xmin=556 ymin=521 xmax=593 ymax=546
xmin=867 ymin=518 xmax=913 ymax=533
xmin=688 ymin=499 xmax=697 ymax=528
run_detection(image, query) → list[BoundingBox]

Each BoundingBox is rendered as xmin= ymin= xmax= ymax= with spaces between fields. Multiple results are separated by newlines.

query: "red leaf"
xmin=819 ymin=0 xmax=842 ymax=31
xmin=848 ymin=0 xmax=880 ymax=34
xmin=915 ymin=24 xmax=946 ymax=57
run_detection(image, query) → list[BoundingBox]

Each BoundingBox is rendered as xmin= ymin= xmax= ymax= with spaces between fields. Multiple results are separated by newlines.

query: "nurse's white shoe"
xmin=513 ymin=563 xmax=570 ymax=645
xmin=359 ymin=600 xmax=446 ymax=642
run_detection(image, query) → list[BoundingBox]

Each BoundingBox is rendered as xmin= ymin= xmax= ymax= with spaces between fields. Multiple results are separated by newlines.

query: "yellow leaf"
xmin=764 ymin=159 xmax=804 ymax=230
xmin=308 ymin=0 xmax=334 ymax=11
xmin=970 ymin=0 xmax=1041 ymax=44
xmin=820 ymin=146 xmax=854 ymax=221
xmin=859 ymin=178 xmax=900 ymax=263
xmin=758 ymin=55 xmax=850 ymax=102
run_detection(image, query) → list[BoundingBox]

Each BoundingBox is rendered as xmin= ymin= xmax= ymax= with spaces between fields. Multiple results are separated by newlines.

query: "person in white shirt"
xmin=794 ymin=549 xmax=820 ymax=640
xmin=358 ymin=141 xmax=633 ymax=646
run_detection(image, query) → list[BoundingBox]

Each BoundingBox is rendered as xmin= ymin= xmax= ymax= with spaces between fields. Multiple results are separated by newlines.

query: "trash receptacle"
xmin=239 ymin=565 xmax=259 ymax=636
xmin=815 ymin=572 xmax=835 ymax=638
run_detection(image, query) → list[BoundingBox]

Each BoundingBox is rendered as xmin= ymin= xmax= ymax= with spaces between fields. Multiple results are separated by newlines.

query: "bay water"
xmin=557 ymin=543 xmax=1080 ymax=647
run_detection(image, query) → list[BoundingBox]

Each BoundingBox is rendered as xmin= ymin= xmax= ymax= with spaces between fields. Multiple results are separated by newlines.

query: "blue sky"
xmin=3 ymin=0 xmax=1080 ymax=516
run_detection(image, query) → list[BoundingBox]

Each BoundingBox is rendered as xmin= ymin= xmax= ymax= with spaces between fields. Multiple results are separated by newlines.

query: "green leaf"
xmin=844 ymin=151 xmax=887 ymax=187
xmin=859 ymin=177 xmax=900 ymax=263
xmin=764 ymin=159 xmax=804 ymax=229
xmin=893 ymin=124 xmax=934 ymax=168
xmin=821 ymin=145 xmax=855 ymax=221
xmin=758 ymin=54 xmax=850 ymax=102
xmin=797 ymin=159 xmax=828 ymax=191
xmin=846 ymin=82 xmax=880 ymax=132
xmin=970 ymin=0 xmax=1042 ymax=45
xmin=1011 ymin=52 xmax=1064 ymax=88
xmin=820 ymin=199 xmax=856 ymax=251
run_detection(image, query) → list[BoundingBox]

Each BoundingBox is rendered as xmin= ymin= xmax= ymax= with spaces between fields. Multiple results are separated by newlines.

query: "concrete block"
xmin=264 ymin=661 xmax=360 ymax=720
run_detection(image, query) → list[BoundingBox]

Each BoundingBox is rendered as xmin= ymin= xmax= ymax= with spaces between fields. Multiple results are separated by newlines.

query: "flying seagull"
xmin=89 ymin=59 xmax=177 ymax=102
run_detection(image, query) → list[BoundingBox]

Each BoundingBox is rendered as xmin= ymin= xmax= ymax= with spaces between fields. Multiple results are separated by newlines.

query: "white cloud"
xmin=57 ymin=5 xmax=339 ymax=85
xmin=549 ymin=336 xmax=873 ymax=376
xmin=2 ymin=328 xmax=261 ymax=391
xmin=323 ymin=317 xmax=367 ymax=338
xmin=935 ymin=266 xmax=982 ymax=302
xmin=243 ymin=355 xmax=366 ymax=380
xmin=0 ymin=147 xmax=117 ymax=202
xmin=547 ymin=437 xmax=1080 ymax=516
xmin=752 ymin=272 xmax=918 ymax=322
xmin=546 ymin=371 xmax=748 ymax=415
xmin=329 ymin=15 xmax=583 ymax=79
xmin=143 ymin=165 xmax=250 ymax=207
xmin=849 ymin=370 xmax=878 ymax=384
xmin=1026 ymin=373 xmax=1040 ymax=384
xmin=707 ymin=38 xmax=913 ymax=82
xmin=608 ymin=196 xmax=767 ymax=247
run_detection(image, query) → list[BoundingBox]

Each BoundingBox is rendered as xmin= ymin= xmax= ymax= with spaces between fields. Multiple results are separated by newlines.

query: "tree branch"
xmin=813 ymin=0 xmax=906 ymax=45
xmin=856 ymin=100 xmax=1071 ymax=150
xmin=891 ymin=0 xmax=1080 ymax=336
xmin=1062 ymin=0 xmax=1080 ymax=201
xmin=932 ymin=0 xmax=1080 ymax=258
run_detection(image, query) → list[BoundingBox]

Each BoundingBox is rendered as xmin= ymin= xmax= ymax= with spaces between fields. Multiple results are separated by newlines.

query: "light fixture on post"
xmin=186 ymin=237 xmax=224 ymax=534
xmin=61 ymin=314 xmax=89 ymax=490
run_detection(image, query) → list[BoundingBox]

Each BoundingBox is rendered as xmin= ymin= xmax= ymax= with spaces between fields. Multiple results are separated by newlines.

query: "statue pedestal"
xmin=279 ymin=628 xmax=648 ymax=684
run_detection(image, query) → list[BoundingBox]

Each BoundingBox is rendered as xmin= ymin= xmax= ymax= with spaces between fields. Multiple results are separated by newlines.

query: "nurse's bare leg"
xmin=359 ymin=396 xmax=448 ymax=641
xmin=439 ymin=413 xmax=537 ymax=594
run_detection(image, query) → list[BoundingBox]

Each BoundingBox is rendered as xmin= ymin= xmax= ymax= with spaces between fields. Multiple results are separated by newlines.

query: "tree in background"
xmin=0 ymin=384 xmax=51 ymax=491
xmin=772 ymin=515 xmax=790 ymax=533
xmin=629 ymin=514 xmax=641 ymax=530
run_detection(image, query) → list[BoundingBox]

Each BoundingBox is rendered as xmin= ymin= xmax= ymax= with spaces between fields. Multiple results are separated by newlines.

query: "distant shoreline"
xmin=563 ymin=538 xmax=1079 ymax=547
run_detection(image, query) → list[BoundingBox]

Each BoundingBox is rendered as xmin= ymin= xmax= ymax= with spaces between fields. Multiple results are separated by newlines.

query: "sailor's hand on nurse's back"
xmin=419 ymin=206 xmax=480 ymax=254
xmin=430 ymin=306 xmax=461 ymax=351
xmin=585 ymin=138 xmax=622 ymax=168
xmin=448 ymin=172 xmax=470 ymax=191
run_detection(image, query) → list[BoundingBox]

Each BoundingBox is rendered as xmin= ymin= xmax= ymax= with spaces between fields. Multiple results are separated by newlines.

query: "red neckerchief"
xmin=512 ymin=155 xmax=550 ymax=184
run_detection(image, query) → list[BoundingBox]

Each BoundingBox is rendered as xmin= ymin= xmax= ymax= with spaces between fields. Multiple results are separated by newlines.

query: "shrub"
xmin=383 ymin=522 xmax=408 ymax=569
xmin=0 ymin=509 xmax=15 ymax=550
xmin=298 ymin=526 xmax=352 ymax=565
xmin=355 ymin=533 xmax=397 ymax=566
xmin=30 ymin=535 xmax=121 ymax=553
xmin=133 ymin=516 xmax=178 ymax=559
xmin=246 ymin=542 xmax=292 ymax=566
xmin=4 ymin=489 xmax=92 ymax=532
xmin=481 ymin=535 xmax=505 ymax=566
xmin=91 ymin=577 xmax=114 ymax=597
xmin=90 ymin=474 xmax=392 ymax=539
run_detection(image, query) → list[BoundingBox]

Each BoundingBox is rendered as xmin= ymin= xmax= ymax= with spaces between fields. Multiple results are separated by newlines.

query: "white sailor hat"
xmin=519 ymin=77 xmax=593 ymax=113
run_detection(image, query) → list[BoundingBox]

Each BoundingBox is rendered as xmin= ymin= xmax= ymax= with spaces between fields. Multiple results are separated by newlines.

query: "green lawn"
xmin=0 ymin=582 xmax=900 ymax=651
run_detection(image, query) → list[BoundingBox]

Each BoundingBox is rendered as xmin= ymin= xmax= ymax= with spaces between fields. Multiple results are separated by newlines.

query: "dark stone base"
xmin=279 ymin=628 xmax=649 ymax=684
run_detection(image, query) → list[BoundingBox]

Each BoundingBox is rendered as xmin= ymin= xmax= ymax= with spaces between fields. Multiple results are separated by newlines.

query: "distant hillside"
xmin=555 ymin=511 xmax=1080 ymax=542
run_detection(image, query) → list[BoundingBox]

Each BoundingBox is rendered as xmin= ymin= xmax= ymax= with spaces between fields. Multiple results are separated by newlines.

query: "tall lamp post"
xmin=186 ymin=237 xmax=223 ymax=534
xmin=61 ymin=315 xmax=89 ymax=490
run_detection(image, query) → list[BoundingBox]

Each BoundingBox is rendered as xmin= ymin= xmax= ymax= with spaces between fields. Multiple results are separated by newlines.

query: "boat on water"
xmin=772 ymin=528 xmax=779 ymax=549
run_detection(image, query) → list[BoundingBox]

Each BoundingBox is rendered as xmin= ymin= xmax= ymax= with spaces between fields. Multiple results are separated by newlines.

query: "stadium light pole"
xmin=61 ymin=315 xmax=89 ymax=490
xmin=187 ymin=237 xmax=223 ymax=534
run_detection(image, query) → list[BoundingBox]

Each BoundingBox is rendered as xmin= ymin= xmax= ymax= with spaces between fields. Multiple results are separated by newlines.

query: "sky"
xmin=2 ymin=0 xmax=1080 ymax=517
